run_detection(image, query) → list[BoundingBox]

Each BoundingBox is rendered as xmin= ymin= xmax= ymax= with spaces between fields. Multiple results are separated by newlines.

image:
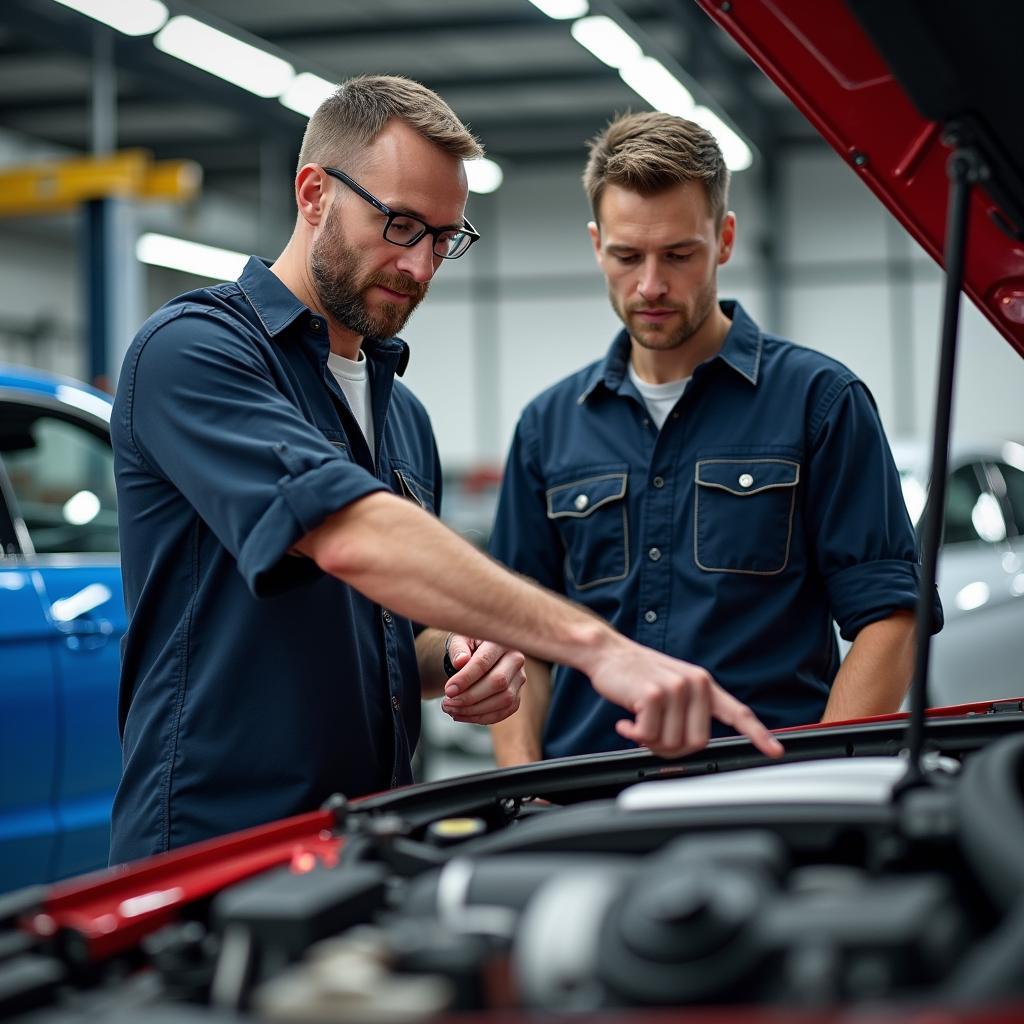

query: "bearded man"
xmin=111 ymin=79 xmax=783 ymax=862
xmin=489 ymin=111 xmax=941 ymax=766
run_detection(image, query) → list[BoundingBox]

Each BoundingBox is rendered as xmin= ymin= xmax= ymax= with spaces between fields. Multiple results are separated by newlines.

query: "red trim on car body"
xmin=693 ymin=0 xmax=1024 ymax=358
xmin=21 ymin=809 xmax=342 ymax=960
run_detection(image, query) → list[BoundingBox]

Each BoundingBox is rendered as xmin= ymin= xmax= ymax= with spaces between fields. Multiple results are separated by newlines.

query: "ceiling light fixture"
xmin=567 ymin=11 xmax=754 ymax=172
xmin=465 ymin=157 xmax=503 ymax=194
xmin=618 ymin=56 xmax=694 ymax=118
xmin=50 ymin=0 xmax=168 ymax=36
xmin=570 ymin=15 xmax=641 ymax=68
xmin=280 ymin=72 xmax=338 ymax=117
xmin=136 ymin=233 xmax=248 ymax=282
xmin=691 ymin=105 xmax=753 ymax=172
xmin=527 ymin=0 xmax=589 ymax=19
xmin=154 ymin=16 xmax=295 ymax=99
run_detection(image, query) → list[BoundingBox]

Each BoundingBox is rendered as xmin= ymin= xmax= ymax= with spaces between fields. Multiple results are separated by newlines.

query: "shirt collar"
xmin=714 ymin=299 xmax=762 ymax=385
xmin=236 ymin=256 xmax=410 ymax=376
xmin=577 ymin=299 xmax=763 ymax=404
xmin=237 ymin=257 xmax=309 ymax=338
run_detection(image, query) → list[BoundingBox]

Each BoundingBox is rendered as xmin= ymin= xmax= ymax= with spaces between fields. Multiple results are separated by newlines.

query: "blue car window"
xmin=1 ymin=409 xmax=118 ymax=554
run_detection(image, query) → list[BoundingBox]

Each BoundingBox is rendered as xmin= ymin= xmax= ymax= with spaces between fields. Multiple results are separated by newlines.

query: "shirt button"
xmin=739 ymin=473 xmax=754 ymax=488
xmin=644 ymin=610 xmax=658 ymax=624
xmin=648 ymin=547 xmax=662 ymax=562
xmin=574 ymin=493 xmax=589 ymax=512
xmin=382 ymin=609 xmax=393 ymax=624
xmin=310 ymin=317 xmax=323 ymax=331
xmin=391 ymin=695 xmax=401 ymax=711
xmin=652 ymin=476 xmax=665 ymax=489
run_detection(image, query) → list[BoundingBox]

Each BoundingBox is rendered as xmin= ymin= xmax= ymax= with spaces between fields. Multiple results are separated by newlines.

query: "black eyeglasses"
xmin=323 ymin=166 xmax=480 ymax=260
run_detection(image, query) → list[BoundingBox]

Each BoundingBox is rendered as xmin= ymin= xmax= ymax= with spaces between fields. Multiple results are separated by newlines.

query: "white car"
xmin=893 ymin=439 xmax=1024 ymax=707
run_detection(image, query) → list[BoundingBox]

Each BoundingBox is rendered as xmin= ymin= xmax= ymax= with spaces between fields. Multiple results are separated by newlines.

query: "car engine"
xmin=5 ymin=718 xmax=1023 ymax=1021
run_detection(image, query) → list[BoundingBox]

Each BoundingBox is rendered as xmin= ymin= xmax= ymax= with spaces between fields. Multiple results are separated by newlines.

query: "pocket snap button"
xmin=739 ymin=473 xmax=754 ymax=488
xmin=574 ymin=493 xmax=589 ymax=511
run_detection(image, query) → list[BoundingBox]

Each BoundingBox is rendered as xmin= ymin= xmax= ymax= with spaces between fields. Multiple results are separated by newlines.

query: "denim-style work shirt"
xmin=110 ymin=257 xmax=440 ymax=862
xmin=490 ymin=301 xmax=941 ymax=759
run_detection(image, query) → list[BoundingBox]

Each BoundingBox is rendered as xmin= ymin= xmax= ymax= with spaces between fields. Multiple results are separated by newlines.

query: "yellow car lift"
xmin=0 ymin=150 xmax=200 ymax=216
xmin=0 ymin=150 xmax=201 ymax=388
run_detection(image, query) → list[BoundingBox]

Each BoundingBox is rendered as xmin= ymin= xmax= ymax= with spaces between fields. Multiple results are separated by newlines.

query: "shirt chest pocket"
xmin=546 ymin=470 xmax=629 ymax=590
xmin=392 ymin=466 xmax=435 ymax=512
xmin=694 ymin=458 xmax=800 ymax=575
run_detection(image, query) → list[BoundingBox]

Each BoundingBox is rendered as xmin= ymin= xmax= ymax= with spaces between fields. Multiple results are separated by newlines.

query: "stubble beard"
xmin=310 ymin=209 xmax=428 ymax=339
xmin=616 ymin=273 xmax=718 ymax=352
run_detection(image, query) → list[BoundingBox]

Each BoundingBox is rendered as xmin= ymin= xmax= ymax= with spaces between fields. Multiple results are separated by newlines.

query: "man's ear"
xmin=717 ymin=211 xmax=736 ymax=266
xmin=587 ymin=220 xmax=602 ymax=266
xmin=295 ymin=164 xmax=329 ymax=228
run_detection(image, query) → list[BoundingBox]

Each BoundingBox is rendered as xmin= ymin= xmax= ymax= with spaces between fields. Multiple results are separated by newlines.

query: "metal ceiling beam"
xmin=259 ymin=4 xmax=664 ymax=46
xmin=4 ymin=0 xmax=300 ymax=136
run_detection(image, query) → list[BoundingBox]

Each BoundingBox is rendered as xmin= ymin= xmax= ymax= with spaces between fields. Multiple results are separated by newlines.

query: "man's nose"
xmin=637 ymin=258 xmax=668 ymax=302
xmin=395 ymin=236 xmax=440 ymax=284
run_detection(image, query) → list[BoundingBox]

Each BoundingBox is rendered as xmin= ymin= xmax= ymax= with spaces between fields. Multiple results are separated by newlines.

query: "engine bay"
xmin=6 ymin=714 xmax=1023 ymax=1021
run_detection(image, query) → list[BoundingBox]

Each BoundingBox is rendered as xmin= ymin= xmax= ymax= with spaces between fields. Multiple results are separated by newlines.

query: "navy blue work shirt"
xmin=489 ymin=301 xmax=941 ymax=759
xmin=109 ymin=257 xmax=440 ymax=863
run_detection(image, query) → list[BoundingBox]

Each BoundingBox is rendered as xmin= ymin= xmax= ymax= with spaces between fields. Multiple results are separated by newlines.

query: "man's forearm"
xmin=821 ymin=610 xmax=916 ymax=722
xmin=295 ymin=492 xmax=611 ymax=677
xmin=491 ymin=656 xmax=551 ymax=766
xmin=295 ymin=491 xmax=785 ymax=761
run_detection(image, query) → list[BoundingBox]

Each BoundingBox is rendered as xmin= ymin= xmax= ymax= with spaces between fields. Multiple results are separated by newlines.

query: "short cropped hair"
xmin=297 ymin=74 xmax=483 ymax=173
xmin=583 ymin=111 xmax=730 ymax=228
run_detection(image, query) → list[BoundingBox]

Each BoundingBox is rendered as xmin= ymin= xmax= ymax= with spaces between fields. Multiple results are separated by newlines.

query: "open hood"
xmin=695 ymin=0 xmax=1024 ymax=356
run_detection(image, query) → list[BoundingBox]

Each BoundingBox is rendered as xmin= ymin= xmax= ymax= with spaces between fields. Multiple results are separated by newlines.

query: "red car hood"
xmin=695 ymin=0 xmax=1024 ymax=356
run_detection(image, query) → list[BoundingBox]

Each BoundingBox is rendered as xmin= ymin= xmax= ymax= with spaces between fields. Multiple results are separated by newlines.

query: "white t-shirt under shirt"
xmin=628 ymin=360 xmax=690 ymax=430
xmin=327 ymin=349 xmax=375 ymax=460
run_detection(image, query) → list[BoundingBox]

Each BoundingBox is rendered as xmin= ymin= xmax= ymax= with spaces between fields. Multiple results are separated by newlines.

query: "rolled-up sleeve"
xmin=807 ymin=380 xmax=943 ymax=640
xmin=122 ymin=306 xmax=387 ymax=597
xmin=489 ymin=413 xmax=566 ymax=593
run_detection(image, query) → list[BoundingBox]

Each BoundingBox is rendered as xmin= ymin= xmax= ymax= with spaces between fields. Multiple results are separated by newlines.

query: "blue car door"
xmin=0 ymin=387 xmax=123 ymax=887
xmin=0 ymin=549 xmax=59 ymax=890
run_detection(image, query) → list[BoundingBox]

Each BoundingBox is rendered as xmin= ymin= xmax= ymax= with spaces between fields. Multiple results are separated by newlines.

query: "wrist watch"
xmin=442 ymin=632 xmax=458 ymax=679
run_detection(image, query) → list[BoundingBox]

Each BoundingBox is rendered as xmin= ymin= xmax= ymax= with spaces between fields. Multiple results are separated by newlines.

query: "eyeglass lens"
xmin=384 ymin=216 xmax=470 ymax=258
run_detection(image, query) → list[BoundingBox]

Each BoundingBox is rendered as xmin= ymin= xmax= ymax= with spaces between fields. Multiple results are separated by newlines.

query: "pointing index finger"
xmin=711 ymin=687 xmax=784 ymax=758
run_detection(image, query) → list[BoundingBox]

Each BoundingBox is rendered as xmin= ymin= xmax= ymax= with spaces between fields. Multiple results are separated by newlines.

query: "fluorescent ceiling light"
xmin=137 ymin=233 xmax=248 ymax=282
xmin=280 ymin=72 xmax=337 ymax=117
xmin=51 ymin=0 xmax=168 ymax=36
xmin=527 ymin=0 xmax=588 ymax=20
xmin=154 ymin=16 xmax=294 ymax=99
xmin=691 ymin=105 xmax=753 ymax=172
xmin=465 ymin=157 xmax=503 ymax=194
xmin=619 ymin=57 xmax=694 ymax=119
xmin=570 ymin=15 xmax=641 ymax=69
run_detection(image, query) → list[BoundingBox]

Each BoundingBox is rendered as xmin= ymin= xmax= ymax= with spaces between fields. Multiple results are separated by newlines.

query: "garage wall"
xmin=1 ymin=138 xmax=1021 ymax=472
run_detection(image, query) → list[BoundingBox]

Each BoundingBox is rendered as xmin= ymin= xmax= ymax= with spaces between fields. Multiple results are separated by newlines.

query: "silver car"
xmin=893 ymin=439 xmax=1024 ymax=707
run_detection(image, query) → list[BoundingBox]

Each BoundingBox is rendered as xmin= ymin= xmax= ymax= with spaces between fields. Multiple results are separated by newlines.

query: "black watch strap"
xmin=443 ymin=633 xmax=457 ymax=679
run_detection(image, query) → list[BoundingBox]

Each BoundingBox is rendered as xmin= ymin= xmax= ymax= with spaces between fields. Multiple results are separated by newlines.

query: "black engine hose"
xmin=955 ymin=732 xmax=1024 ymax=910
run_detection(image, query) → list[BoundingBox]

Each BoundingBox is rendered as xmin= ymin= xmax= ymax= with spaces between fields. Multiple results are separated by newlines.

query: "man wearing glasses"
xmin=110 ymin=76 xmax=781 ymax=863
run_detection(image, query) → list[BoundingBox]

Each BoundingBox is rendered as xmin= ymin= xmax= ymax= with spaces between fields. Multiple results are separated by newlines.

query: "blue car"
xmin=0 ymin=365 xmax=123 ymax=891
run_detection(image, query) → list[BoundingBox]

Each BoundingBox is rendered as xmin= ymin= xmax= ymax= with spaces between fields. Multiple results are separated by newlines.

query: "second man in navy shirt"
xmin=489 ymin=111 xmax=941 ymax=766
